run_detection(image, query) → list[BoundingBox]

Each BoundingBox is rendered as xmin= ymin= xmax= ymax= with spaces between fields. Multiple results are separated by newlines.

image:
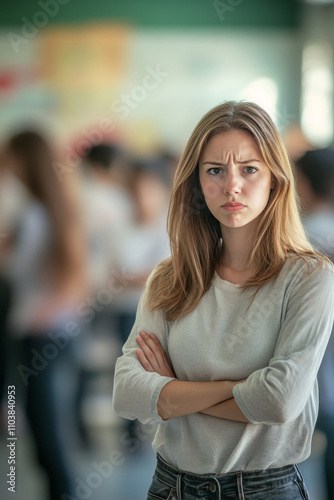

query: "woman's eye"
xmin=208 ymin=167 xmax=221 ymax=175
xmin=244 ymin=166 xmax=257 ymax=174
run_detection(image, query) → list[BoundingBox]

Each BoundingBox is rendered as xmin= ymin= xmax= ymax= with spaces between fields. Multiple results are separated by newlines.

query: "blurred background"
xmin=0 ymin=0 xmax=334 ymax=499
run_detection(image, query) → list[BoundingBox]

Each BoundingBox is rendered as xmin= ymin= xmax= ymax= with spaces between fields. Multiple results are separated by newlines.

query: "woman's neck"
xmin=220 ymin=224 xmax=256 ymax=273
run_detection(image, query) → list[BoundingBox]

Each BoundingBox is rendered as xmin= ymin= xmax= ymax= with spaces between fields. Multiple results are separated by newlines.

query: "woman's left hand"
xmin=136 ymin=330 xmax=176 ymax=378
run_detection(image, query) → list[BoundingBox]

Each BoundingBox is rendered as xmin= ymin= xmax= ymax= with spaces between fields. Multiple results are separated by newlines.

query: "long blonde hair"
xmin=146 ymin=101 xmax=331 ymax=321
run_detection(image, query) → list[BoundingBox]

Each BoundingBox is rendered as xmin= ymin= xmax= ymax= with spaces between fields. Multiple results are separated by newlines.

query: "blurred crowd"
xmin=0 ymin=125 xmax=333 ymax=499
xmin=0 ymin=129 xmax=175 ymax=499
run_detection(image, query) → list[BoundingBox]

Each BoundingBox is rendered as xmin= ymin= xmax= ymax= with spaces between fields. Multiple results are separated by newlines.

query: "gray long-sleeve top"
xmin=112 ymin=256 xmax=334 ymax=473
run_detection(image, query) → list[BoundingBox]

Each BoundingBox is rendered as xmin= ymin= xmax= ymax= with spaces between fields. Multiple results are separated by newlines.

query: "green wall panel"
xmin=0 ymin=0 xmax=300 ymax=28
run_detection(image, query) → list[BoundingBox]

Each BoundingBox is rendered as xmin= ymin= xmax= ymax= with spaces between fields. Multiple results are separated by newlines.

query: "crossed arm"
xmin=136 ymin=330 xmax=249 ymax=423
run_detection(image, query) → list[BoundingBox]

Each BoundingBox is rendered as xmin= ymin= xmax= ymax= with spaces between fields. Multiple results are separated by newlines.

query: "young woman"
xmin=112 ymin=101 xmax=334 ymax=500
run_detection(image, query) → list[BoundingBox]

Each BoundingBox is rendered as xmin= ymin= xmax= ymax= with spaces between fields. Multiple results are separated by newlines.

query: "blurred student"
xmin=75 ymin=144 xmax=135 ymax=447
xmin=295 ymin=148 xmax=334 ymax=500
xmin=111 ymin=158 xmax=171 ymax=443
xmin=0 ymin=277 xmax=10 ymax=408
xmin=112 ymin=158 xmax=171 ymax=346
xmin=80 ymin=143 xmax=134 ymax=292
xmin=0 ymin=159 xmax=30 ymax=408
xmin=1 ymin=130 xmax=87 ymax=500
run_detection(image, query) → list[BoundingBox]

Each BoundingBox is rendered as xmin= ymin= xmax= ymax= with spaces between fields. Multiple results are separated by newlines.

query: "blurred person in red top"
xmin=1 ymin=130 xmax=87 ymax=500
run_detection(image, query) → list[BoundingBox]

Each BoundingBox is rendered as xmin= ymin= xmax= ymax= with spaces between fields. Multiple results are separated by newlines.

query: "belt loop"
xmin=176 ymin=473 xmax=182 ymax=498
xmin=237 ymin=472 xmax=245 ymax=500
xmin=294 ymin=463 xmax=303 ymax=480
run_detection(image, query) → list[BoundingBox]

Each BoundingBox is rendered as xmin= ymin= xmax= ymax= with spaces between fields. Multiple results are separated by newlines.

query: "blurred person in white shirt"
xmin=79 ymin=144 xmax=134 ymax=292
xmin=110 ymin=157 xmax=171 ymax=443
xmin=112 ymin=157 xmax=171 ymax=344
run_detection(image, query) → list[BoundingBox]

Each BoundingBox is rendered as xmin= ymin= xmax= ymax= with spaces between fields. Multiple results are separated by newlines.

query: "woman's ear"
xmin=270 ymin=176 xmax=276 ymax=190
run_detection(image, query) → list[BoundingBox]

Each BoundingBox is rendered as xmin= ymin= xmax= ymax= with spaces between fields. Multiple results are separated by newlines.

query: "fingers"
xmin=136 ymin=331 xmax=163 ymax=372
xmin=136 ymin=331 xmax=170 ymax=369
xmin=136 ymin=348 xmax=154 ymax=372
xmin=143 ymin=332 xmax=166 ymax=357
xmin=150 ymin=333 xmax=170 ymax=365
xmin=150 ymin=333 xmax=160 ymax=345
xmin=136 ymin=331 xmax=175 ymax=378
xmin=138 ymin=331 xmax=162 ymax=353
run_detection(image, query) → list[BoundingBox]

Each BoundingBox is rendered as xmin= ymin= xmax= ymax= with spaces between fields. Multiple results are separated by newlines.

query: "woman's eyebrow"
xmin=201 ymin=159 xmax=261 ymax=166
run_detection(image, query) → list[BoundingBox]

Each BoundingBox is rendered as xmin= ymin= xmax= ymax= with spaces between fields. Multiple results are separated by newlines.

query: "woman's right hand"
xmin=136 ymin=330 xmax=176 ymax=378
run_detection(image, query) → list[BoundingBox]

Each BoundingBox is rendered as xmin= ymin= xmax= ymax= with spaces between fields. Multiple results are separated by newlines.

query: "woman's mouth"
xmin=221 ymin=203 xmax=246 ymax=211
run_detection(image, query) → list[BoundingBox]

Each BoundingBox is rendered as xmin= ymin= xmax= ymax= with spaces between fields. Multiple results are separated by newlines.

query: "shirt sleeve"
xmin=233 ymin=260 xmax=334 ymax=425
xmin=112 ymin=271 xmax=176 ymax=424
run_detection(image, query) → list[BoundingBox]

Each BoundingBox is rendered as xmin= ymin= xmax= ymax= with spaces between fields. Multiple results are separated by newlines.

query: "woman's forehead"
xmin=200 ymin=130 xmax=262 ymax=162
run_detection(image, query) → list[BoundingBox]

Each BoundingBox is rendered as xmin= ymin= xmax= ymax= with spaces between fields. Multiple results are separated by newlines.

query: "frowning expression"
xmin=199 ymin=129 xmax=275 ymax=230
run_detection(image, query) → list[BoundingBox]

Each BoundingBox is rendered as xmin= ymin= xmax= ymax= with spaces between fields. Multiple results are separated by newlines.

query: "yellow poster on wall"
xmin=39 ymin=24 xmax=132 ymax=131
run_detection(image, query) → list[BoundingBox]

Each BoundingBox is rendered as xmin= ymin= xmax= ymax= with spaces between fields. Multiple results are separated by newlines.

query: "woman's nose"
xmin=223 ymin=171 xmax=242 ymax=195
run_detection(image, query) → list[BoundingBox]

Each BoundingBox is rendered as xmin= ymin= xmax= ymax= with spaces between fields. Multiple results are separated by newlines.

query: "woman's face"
xmin=134 ymin=172 xmax=169 ymax=222
xmin=199 ymin=129 xmax=275 ymax=231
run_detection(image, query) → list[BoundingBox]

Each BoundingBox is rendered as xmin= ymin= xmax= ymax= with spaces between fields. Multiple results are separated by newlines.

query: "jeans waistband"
xmin=155 ymin=453 xmax=301 ymax=499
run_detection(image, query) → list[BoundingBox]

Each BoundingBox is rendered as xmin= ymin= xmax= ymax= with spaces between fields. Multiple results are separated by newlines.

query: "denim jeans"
xmin=9 ymin=335 xmax=76 ymax=500
xmin=147 ymin=453 xmax=310 ymax=500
